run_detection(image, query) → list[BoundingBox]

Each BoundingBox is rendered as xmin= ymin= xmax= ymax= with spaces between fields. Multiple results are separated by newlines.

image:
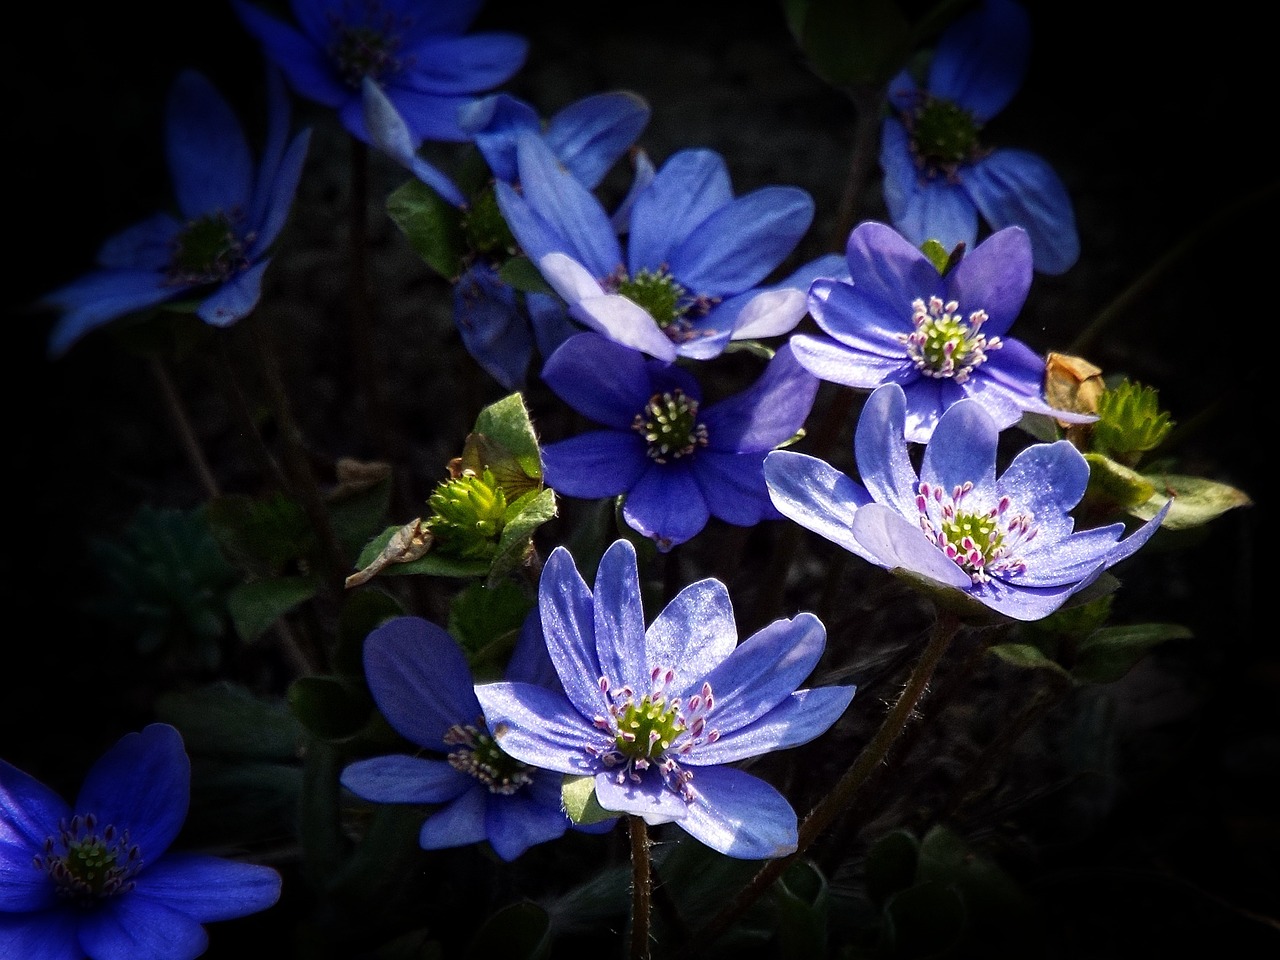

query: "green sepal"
xmin=488 ymin=486 xmax=558 ymax=585
xmin=920 ymin=237 xmax=954 ymax=274
xmin=722 ymin=339 xmax=775 ymax=360
xmin=473 ymin=391 xmax=544 ymax=482
xmin=227 ymin=575 xmax=319 ymax=643
xmin=774 ymin=859 xmax=829 ymax=960
xmin=498 ymin=255 xmax=555 ymax=295
xmin=560 ymin=775 xmax=618 ymax=826
xmin=789 ymin=0 xmax=912 ymax=89
xmin=386 ymin=177 xmax=465 ymax=280
xmin=288 ymin=674 xmax=373 ymax=741
xmin=1082 ymin=452 xmax=1158 ymax=512
xmin=447 ymin=578 xmax=534 ymax=679
xmin=987 ymin=642 xmax=1072 ymax=680
xmin=465 ymin=901 xmax=551 ymax=960
xmin=1129 ymin=471 xmax=1253 ymax=530
xmin=1071 ymin=622 xmax=1193 ymax=684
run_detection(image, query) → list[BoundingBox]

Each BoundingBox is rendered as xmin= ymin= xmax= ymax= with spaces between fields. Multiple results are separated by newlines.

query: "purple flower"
xmin=880 ymin=0 xmax=1079 ymax=274
xmin=233 ymin=0 xmax=527 ymax=145
xmin=474 ymin=539 xmax=856 ymax=859
xmin=0 ymin=724 xmax=281 ymax=960
xmin=540 ymin=331 xmax=819 ymax=551
xmin=790 ymin=220 xmax=1094 ymax=443
xmin=496 ymin=135 xmax=843 ymax=361
xmin=764 ymin=383 xmax=1171 ymax=622
xmin=41 ymin=69 xmax=311 ymax=357
xmin=340 ymin=614 xmax=606 ymax=862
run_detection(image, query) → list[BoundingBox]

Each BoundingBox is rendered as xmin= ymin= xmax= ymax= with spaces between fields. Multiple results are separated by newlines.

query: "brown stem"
xmin=628 ymin=814 xmax=652 ymax=960
xmin=828 ymin=84 xmax=888 ymax=252
xmin=147 ymin=354 xmax=220 ymax=500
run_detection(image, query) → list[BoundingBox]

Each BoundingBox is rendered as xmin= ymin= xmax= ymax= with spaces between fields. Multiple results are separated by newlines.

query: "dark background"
xmin=4 ymin=1 xmax=1273 ymax=957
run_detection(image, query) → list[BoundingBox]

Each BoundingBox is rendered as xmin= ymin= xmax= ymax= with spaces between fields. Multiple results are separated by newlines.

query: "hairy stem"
xmin=628 ymin=814 xmax=653 ymax=960
xmin=147 ymin=354 xmax=220 ymax=500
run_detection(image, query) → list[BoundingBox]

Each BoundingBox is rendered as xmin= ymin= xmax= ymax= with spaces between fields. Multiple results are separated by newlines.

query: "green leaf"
xmin=288 ymin=675 xmax=373 ymax=741
xmin=474 ymin=392 xmax=543 ymax=479
xmin=447 ymin=579 xmax=534 ymax=677
xmin=353 ymin=525 xmax=489 ymax=579
xmin=882 ymin=881 xmax=966 ymax=958
xmin=916 ymin=824 xmax=1034 ymax=921
xmin=498 ymin=255 xmax=554 ymax=295
xmin=774 ymin=859 xmax=829 ymax=960
xmin=327 ymin=471 xmax=393 ymax=557
xmin=183 ymin=758 xmax=303 ymax=848
xmin=864 ymin=828 xmax=921 ymax=907
xmin=797 ymin=0 xmax=912 ymax=89
xmin=488 ymin=487 xmax=558 ymax=585
xmin=1130 ymin=472 xmax=1253 ymax=530
xmin=466 ymin=901 xmax=551 ymax=960
xmin=386 ymin=178 xmax=464 ymax=280
xmin=154 ymin=681 xmax=303 ymax=761
xmin=206 ymin=491 xmax=313 ymax=578
xmin=560 ymin=775 xmax=618 ymax=826
xmin=987 ymin=642 xmax=1072 ymax=680
xmin=335 ymin=588 xmax=405 ymax=677
xmin=227 ymin=575 xmax=319 ymax=643
xmin=1083 ymin=453 xmax=1158 ymax=510
xmin=1072 ymin=622 xmax=1193 ymax=684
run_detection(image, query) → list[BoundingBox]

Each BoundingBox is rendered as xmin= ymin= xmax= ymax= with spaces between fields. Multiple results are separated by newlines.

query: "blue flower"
xmin=474 ymin=539 xmax=856 ymax=859
xmin=764 ymin=383 xmax=1171 ymax=622
xmin=0 ymin=724 xmax=281 ymax=960
xmin=233 ymin=0 xmax=527 ymax=145
xmin=790 ymin=220 xmax=1094 ymax=443
xmin=340 ymin=613 xmax=606 ymax=862
xmin=880 ymin=0 xmax=1079 ymax=274
xmin=540 ymin=331 xmax=819 ymax=551
xmin=41 ymin=69 xmax=311 ymax=358
xmin=496 ymin=135 xmax=844 ymax=361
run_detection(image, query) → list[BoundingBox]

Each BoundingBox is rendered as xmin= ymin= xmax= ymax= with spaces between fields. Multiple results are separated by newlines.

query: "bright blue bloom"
xmin=880 ymin=0 xmax=1079 ymax=275
xmin=764 ymin=383 xmax=1171 ymax=622
xmin=340 ymin=614 xmax=608 ymax=862
xmin=0 ymin=724 xmax=281 ymax=960
xmin=540 ymin=331 xmax=819 ymax=551
xmin=42 ymin=69 xmax=311 ymax=358
xmin=496 ymin=135 xmax=844 ymax=361
xmin=232 ymin=0 xmax=527 ymax=145
xmin=360 ymin=77 xmax=466 ymax=206
xmin=475 ymin=538 xmax=856 ymax=859
xmin=790 ymin=220 xmax=1094 ymax=444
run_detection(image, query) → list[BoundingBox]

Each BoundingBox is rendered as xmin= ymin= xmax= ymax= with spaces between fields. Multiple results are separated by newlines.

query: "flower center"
xmin=905 ymin=95 xmax=984 ymax=178
xmin=326 ymin=2 xmax=410 ymax=87
xmin=168 ymin=211 xmax=249 ymax=286
xmin=445 ymin=720 xmax=535 ymax=795
xmin=631 ymin=389 xmax=710 ymax=464
xmin=426 ymin=468 xmax=508 ymax=560
xmin=605 ymin=266 xmax=719 ymax=343
xmin=34 ymin=814 xmax=141 ymax=905
xmin=588 ymin=668 xmax=719 ymax=802
xmin=900 ymin=296 xmax=1002 ymax=382
xmin=915 ymin=480 xmax=1038 ymax=583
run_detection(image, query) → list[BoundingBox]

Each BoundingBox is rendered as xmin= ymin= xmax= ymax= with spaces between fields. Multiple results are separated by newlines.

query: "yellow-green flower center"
xmin=906 ymin=95 xmax=984 ymax=178
xmin=901 ymin=296 xmax=1001 ymax=382
xmin=615 ymin=267 xmax=687 ymax=328
xmin=631 ymin=389 xmax=710 ymax=463
xmin=328 ymin=3 xmax=407 ymax=88
xmin=613 ymin=693 xmax=686 ymax=761
xmin=35 ymin=814 xmax=141 ymax=904
xmin=169 ymin=212 xmax=247 ymax=285
xmin=445 ymin=721 xmax=534 ymax=795
xmin=916 ymin=481 xmax=1037 ymax=583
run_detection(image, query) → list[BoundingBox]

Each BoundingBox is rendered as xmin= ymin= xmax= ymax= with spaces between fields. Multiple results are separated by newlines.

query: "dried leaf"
xmin=344 ymin=518 xmax=432 ymax=588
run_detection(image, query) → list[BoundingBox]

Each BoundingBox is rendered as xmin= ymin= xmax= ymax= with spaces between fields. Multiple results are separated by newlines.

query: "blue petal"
xmin=79 ymin=894 xmax=208 ymax=960
xmin=130 ymin=853 xmax=280 ymax=922
xmin=849 ymin=503 xmax=973 ymax=588
xmin=363 ymin=617 xmax=480 ymax=748
xmin=700 ymin=343 xmax=818 ymax=452
xmin=76 ymin=724 xmax=189 ymax=863
xmin=764 ymin=450 xmax=876 ymax=563
xmin=96 ymin=213 xmax=182 ymax=270
xmin=44 ymin=269 xmax=181 ymax=358
xmin=997 ymin=440 xmax=1089 ymax=542
xmin=854 ymin=384 xmax=925 ymax=518
xmin=669 ymin=187 xmax=813 ymax=295
xmin=484 ymin=791 xmax=572 ymax=862
xmin=692 ymin=450 xmax=778 ymax=526
xmin=538 ymin=547 xmax=610 ymax=717
xmin=622 ymin=462 xmax=710 ymax=550
xmin=879 ymin=117 xmax=918 ymax=230
xmin=611 ymin=148 xmax=657 ymax=233
xmin=527 ymin=292 xmax=580 ymax=359
xmin=962 ymin=150 xmax=1080 ymax=275
xmin=340 ymin=755 xmax=468 ymax=805
xmin=789 ymin=332 xmax=913 ymax=390
xmin=0 ymin=911 xmax=81 ymax=960
xmin=946 ymin=225 xmax=1032 ymax=337
xmin=676 ymin=764 xmax=797 ymax=859
xmin=371 ymin=88 xmax=476 ymax=143
xmin=883 ymin=173 xmax=979 ymax=255
xmin=900 ymin=377 xmax=966 ymax=444
xmin=196 ymin=259 xmax=270 ymax=328
xmin=459 ymin=93 xmax=539 ymax=182
xmin=843 ymin=221 xmax=946 ymax=312
xmin=592 ymin=539 xmax=649 ymax=691
xmin=0 ymin=838 xmax=55 ymax=911
xmin=593 ymin=768 xmax=690 ymax=822
xmin=546 ymin=91 xmax=650 ymax=189
xmin=919 ymin=397 xmax=1000 ymax=494
xmin=968 ymin=575 xmax=1095 ymax=622
xmin=628 ymin=149 xmax=733 ymax=272
xmin=418 ymin=787 xmax=487 ymax=851
xmin=252 ymin=127 xmax=312 ymax=252
xmin=707 ymin=287 xmax=806 ymax=345
xmin=398 ymin=0 xmax=485 ymax=35
xmin=540 ymin=331 xmax=654 ymax=427
xmin=249 ymin=66 xmax=290 ymax=227
xmin=233 ymin=0 xmax=348 ymax=108
xmin=399 ymin=33 xmax=527 ymax=94
xmin=928 ymin=0 xmax=1029 ymax=121
xmin=475 ymin=681 xmax=598 ymax=776
xmin=165 ymin=71 xmax=252 ymax=220
xmin=453 ymin=263 xmax=533 ymax=389
xmin=808 ymin=277 xmax=914 ymax=347
xmin=542 ymin=431 xmax=646 ymax=498
xmin=644 ymin=578 xmax=738 ymax=682
xmin=505 ymin=610 xmax=561 ymax=689
xmin=362 ymin=79 xmax=465 ymax=206
xmin=0 ymin=760 xmax=65 ymax=911
xmin=698 ymin=613 xmax=828 ymax=736
xmin=693 ymin=686 xmax=856 ymax=765
xmin=955 ymin=376 xmax=1030 ymax=433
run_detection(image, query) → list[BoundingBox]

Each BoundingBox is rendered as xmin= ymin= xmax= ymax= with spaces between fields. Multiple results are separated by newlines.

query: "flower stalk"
xmin=628 ymin=814 xmax=653 ymax=960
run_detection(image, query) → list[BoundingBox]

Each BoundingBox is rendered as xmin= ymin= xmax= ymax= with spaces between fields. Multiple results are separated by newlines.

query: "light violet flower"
xmin=41 ymin=69 xmax=310 ymax=357
xmin=475 ymin=539 xmax=856 ymax=859
xmin=790 ymin=220 xmax=1094 ymax=443
xmin=764 ymin=383 xmax=1171 ymax=622
xmin=540 ymin=331 xmax=819 ymax=551
xmin=0 ymin=724 xmax=281 ymax=960
xmin=880 ymin=0 xmax=1079 ymax=274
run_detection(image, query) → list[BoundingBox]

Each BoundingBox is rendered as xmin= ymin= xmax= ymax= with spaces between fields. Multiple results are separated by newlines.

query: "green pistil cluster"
xmin=329 ymin=22 xmax=401 ymax=87
xmin=910 ymin=96 xmax=982 ymax=173
xmin=941 ymin=511 xmax=1002 ymax=569
xmin=426 ymin=468 xmax=507 ymax=560
xmin=168 ymin=213 xmax=246 ymax=286
xmin=615 ymin=267 xmax=687 ymax=328
xmin=1091 ymin=380 xmax=1174 ymax=464
xmin=445 ymin=722 xmax=534 ymax=795
xmin=632 ymin=390 xmax=710 ymax=463
xmin=35 ymin=815 xmax=140 ymax=903
xmin=614 ymin=694 xmax=685 ymax=761
xmin=462 ymin=185 xmax=516 ymax=257
xmin=903 ymin=296 xmax=1000 ymax=382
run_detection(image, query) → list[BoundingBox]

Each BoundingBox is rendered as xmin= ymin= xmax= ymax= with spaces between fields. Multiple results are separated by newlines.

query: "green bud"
xmin=1090 ymin=380 xmax=1174 ymax=465
xmin=426 ymin=468 xmax=508 ymax=560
